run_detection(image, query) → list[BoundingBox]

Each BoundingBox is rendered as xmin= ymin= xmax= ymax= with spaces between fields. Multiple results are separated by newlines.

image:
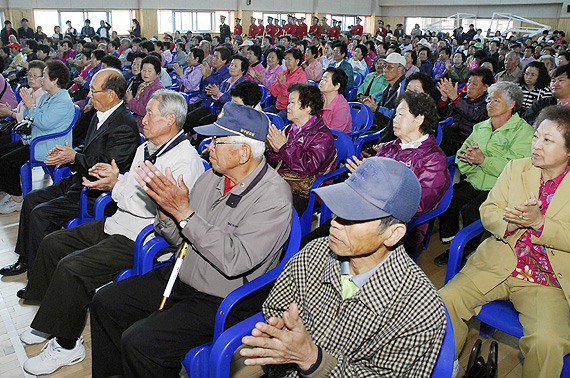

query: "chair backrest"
xmin=431 ymin=306 xmax=455 ymax=378
xmin=265 ymin=112 xmax=285 ymax=130
xmin=308 ymin=80 xmax=319 ymax=86
xmin=354 ymin=71 xmax=365 ymax=87
xmin=330 ymin=129 xmax=355 ymax=167
xmin=345 ymin=87 xmax=358 ymax=101
xmin=198 ymin=137 xmax=212 ymax=155
xmin=348 ymin=102 xmax=373 ymax=138
xmin=13 ymin=84 xmax=21 ymax=103
xmin=169 ymin=70 xmax=177 ymax=84
xmin=257 ymin=84 xmax=267 ymax=106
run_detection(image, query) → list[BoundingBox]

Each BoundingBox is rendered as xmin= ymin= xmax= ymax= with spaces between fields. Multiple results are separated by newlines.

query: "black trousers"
xmin=440 ymin=126 xmax=470 ymax=157
xmin=0 ymin=140 xmax=29 ymax=196
xmin=90 ymin=266 xmax=264 ymax=378
xmin=438 ymin=180 xmax=489 ymax=240
xmin=15 ymin=178 xmax=85 ymax=274
xmin=24 ymin=219 xmax=135 ymax=340
xmin=183 ymin=104 xmax=211 ymax=134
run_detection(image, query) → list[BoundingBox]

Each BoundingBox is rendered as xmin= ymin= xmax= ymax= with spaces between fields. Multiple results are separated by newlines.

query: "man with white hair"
xmin=17 ymin=90 xmax=205 ymax=375
xmin=90 ymin=102 xmax=293 ymax=377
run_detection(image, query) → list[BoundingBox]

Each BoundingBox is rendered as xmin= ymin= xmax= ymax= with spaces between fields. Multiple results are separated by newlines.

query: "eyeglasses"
xmin=27 ymin=73 xmax=42 ymax=79
xmin=383 ymin=64 xmax=399 ymax=71
xmin=210 ymin=136 xmax=240 ymax=149
xmin=89 ymin=87 xmax=112 ymax=94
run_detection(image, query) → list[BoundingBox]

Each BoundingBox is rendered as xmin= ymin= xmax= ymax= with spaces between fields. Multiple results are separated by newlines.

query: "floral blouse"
xmin=511 ymin=166 xmax=570 ymax=288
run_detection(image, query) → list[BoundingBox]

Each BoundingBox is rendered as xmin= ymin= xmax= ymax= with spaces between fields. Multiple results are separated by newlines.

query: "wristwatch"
xmin=178 ymin=212 xmax=195 ymax=229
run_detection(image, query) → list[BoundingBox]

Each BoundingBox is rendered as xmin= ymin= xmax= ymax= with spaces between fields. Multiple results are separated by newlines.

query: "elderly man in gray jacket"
xmin=90 ymin=102 xmax=294 ymax=378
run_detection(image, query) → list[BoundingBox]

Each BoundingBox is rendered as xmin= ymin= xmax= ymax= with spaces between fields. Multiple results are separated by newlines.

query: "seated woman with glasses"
xmin=0 ymin=60 xmax=74 ymax=213
xmin=0 ymin=60 xmax=46 ymax=145
xmin=266 ymin=83 xmax=336 ymax=214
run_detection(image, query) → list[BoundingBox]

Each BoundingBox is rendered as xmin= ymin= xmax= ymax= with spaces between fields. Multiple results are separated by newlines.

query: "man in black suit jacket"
xmin=0 ymin=68 xmax=140 ymax=277
xmin=219 ymin=15 xmax=231 ymax=43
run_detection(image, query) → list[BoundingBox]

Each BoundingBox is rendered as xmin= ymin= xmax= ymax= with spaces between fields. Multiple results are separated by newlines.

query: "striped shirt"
xmin=518 ymin=84 xmax=552 ymax=113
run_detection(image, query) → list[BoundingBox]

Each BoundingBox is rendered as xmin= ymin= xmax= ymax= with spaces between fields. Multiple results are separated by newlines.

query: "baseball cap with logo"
xmin=194 ymin=102 xmax=270 ymax=142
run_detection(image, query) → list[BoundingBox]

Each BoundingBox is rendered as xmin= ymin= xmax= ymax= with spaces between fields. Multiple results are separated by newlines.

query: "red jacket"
xmin=248 ymin=24 xmax=257 ymax=37
xmin=257 ymin=25 xmax=265 ymax=37
xmin=309 ymin=25 xmax=322 ymax=37
xmin=234 ymin=25 xmax=242 ymax=36
xmin=329 ymin=27 xmax=340 ymax=39
xmin=352 ymin=25 xmax=363 ymax=36
xmin=266 ymin=24 xmax=277 ymax=38
xmin=270 ymin=67 xmax=308 ymax=110
xmin=266 ymin=116 xmax=336 ymax=179
xmin=298 ymin=23 xmax=308 ymax=37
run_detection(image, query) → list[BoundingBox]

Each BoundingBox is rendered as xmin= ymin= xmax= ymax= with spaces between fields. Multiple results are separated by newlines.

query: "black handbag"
xmin=14 ymin=116 xmax=33 ymax=135
xmin=0 ymin=118 xmax=17 ymax=134
xmin=465 ymin=339 xmax=498 ymax=378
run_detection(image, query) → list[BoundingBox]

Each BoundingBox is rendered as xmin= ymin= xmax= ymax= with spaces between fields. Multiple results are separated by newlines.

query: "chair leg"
xmin=20 ymin=162 xmax=32 ymax=198
xmin=479 ymin=322 xmax=497 ymax=339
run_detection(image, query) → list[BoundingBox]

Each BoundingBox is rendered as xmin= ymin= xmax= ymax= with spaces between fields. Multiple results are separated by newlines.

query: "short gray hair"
xmin=487 ymin=81 xmax=523 ymax=113
xmin=149 ymin=89 xmax=187 ymax=130
xmin=227 ymin=135 xmax=265 ymax=159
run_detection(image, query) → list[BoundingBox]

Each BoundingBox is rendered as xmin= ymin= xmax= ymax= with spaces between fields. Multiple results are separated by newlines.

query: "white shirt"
xmin=96 ymin=101 xmax=123 ymax=130
xmin=400 ymin=134 xmax=429 ymax=150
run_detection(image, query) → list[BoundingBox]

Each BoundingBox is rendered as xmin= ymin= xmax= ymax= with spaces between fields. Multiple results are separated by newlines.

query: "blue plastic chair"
xmin=436 ymin=117 xmax=452 ymax=146
xmin=257 ymin=84 xmax=267 ymax=106
xmin=169 ymin=70 xmax=177 ymax=84
xmin=307 ymin=80 xmax=319 ymax=86
xmin=405 ymin=157 xmax=455 ymax=260
xmin=354 ymin=72 xmax=365 ymax=87
xmin=20 ymin=105 xmax=80 ymax=197
xmin=65 ymin=187 xmax=114 ymax=228
xmin=264 ymin=94 xmax=276 ymax=107
xmin=198 ymin=138 xmax=212 ymax=155
xmin=354 ymin=130 xmax=381 ymax=158
xmin=347 ymin=102 xmax=373 ymax=141
xmin=445 ymin=220 xmax=570 ymax=377
xmin=344 ymin=87 xmax=358 ymax=101
xmin=300 ymin=129 xmax=355 ymax=236
xmin=13 ymin=83 xmax=22 ymax=103
xmin=265 ymin=112 xmax=285 ymax=130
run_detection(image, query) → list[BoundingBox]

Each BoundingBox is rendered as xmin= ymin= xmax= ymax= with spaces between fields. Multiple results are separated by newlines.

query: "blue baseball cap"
xmin=313 ymin=157 xmax=421 ymax=223
xmin=194 ymin=102 xmax=270 ymax=142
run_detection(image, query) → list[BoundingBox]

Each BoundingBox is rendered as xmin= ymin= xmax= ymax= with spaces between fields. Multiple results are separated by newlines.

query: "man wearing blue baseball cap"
xmin=90 ymin=102 xmax=293 ymax=377
xmin=241 ymin=157 xmax=447 ymax=377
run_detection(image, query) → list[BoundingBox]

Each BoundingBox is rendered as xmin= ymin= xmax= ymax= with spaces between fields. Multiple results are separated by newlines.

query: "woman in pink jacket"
xmin=319 ymin=67 xmax=352 ymax=133
xmin=264 ymin=48 xmax=308 ymax=120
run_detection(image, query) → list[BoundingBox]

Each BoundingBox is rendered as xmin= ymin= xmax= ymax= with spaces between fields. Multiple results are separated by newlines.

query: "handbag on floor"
xmin=465 ymin=339 xmax=498 ymax=378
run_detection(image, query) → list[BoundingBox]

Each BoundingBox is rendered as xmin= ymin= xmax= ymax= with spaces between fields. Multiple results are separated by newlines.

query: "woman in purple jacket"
xmin=348 ymin=91 xmax=450 ymax=253
xmin=125 ymin=55 xmax=164 ymax=133
xmin=267 ymin=82 xmax=336 ymax=215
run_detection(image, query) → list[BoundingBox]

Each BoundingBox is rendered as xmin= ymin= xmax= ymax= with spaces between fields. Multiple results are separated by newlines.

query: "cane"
xmin=158 ymin=242 xmax=189 ymax=310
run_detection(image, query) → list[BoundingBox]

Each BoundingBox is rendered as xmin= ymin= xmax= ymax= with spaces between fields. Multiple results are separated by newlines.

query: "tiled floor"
xmin=0 ymin=168 xmax=524 ymax=378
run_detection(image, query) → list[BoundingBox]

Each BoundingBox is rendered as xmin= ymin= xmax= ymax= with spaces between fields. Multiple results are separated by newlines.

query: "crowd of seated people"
xmin=1 ymin=15 xmax=570 ymax=378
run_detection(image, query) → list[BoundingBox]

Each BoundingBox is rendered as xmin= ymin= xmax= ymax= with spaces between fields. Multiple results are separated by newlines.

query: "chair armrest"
xmin=354 ymin=131 xmax=381 ymax=158
xmin=209 ymin=312 xmax=266 ymax=378
xmin=444 ymin=219 xmax=485 ymax=284
xmin=94 ymin=192 xmax=113 ymax=220
xmin=53 ymin=164 xmax=72 ymax=183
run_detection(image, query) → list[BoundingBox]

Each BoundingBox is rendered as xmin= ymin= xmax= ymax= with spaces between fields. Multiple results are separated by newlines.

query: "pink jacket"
xmin=321 ymin=94 xmax=352 ymax=133
xmin=261 ymin=64 xmax=285 ymax=90
xmin=270 ymin=67 xmax=308 ymax=110
xmin=304 ymin=60 xmax=323 ymax=81
xmin=127 ymin=78 xmax=165 ymax=133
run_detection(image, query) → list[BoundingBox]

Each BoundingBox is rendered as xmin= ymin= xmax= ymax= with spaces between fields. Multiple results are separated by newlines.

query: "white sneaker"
xmin=0 ymin=197 xmax=22 ymax=214
xmin=23 ymin=336 xmax=86 ymax=375
xmin=20 ymin=328 xmax=51 ymax=345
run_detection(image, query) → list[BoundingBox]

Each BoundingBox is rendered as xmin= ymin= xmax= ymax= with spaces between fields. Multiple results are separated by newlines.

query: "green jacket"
xmin=456 ymin=113 xmax=534 ymax=191
xmin=357 ymin=72 xmax=389 ymax=101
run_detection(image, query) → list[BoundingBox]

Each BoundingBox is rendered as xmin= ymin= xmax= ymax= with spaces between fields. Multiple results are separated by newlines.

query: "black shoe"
xmin=0 ymin=261 xmax=28 ymax=276
xmin=17 ymin=287 xmax=27 ymax=299
xmin=433 ymin=250 xmax=450 ymax=267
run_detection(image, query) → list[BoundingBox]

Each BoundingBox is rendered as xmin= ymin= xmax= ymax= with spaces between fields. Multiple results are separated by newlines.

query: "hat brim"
xmin=313 ymin=181 xmax=390 ymax=222
xmin=194 ymin=122 xmax=241 ymax=137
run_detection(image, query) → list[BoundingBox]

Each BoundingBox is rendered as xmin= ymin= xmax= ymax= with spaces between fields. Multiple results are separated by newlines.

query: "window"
xmin=111 ymin=10 xmax=132 ymax=36
xmin=33 ymin=10 xmax=60 ymax=35
xmin=60 ymin=11 xmax=84 ymax=31
xmin=332 ymin=15 xmax=363 ymax=31
xmin=405 ymin=17 xmax=519 ymax=37
xmin=158 ymin=10 xmax=173 ymax=34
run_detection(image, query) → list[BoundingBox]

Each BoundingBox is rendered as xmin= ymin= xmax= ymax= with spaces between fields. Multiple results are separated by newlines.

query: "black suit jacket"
xmin=220 ymin=24 xmax=231 ymax=43
xmin=66 ymin=103 xmax=140 ymax=191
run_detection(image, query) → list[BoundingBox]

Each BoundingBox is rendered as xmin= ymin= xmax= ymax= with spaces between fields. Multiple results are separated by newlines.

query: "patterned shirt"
xmin=511 ymin=166 xmax=570 ymax=287
xmin=263 ymin=238 xmax=446 ymax=378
